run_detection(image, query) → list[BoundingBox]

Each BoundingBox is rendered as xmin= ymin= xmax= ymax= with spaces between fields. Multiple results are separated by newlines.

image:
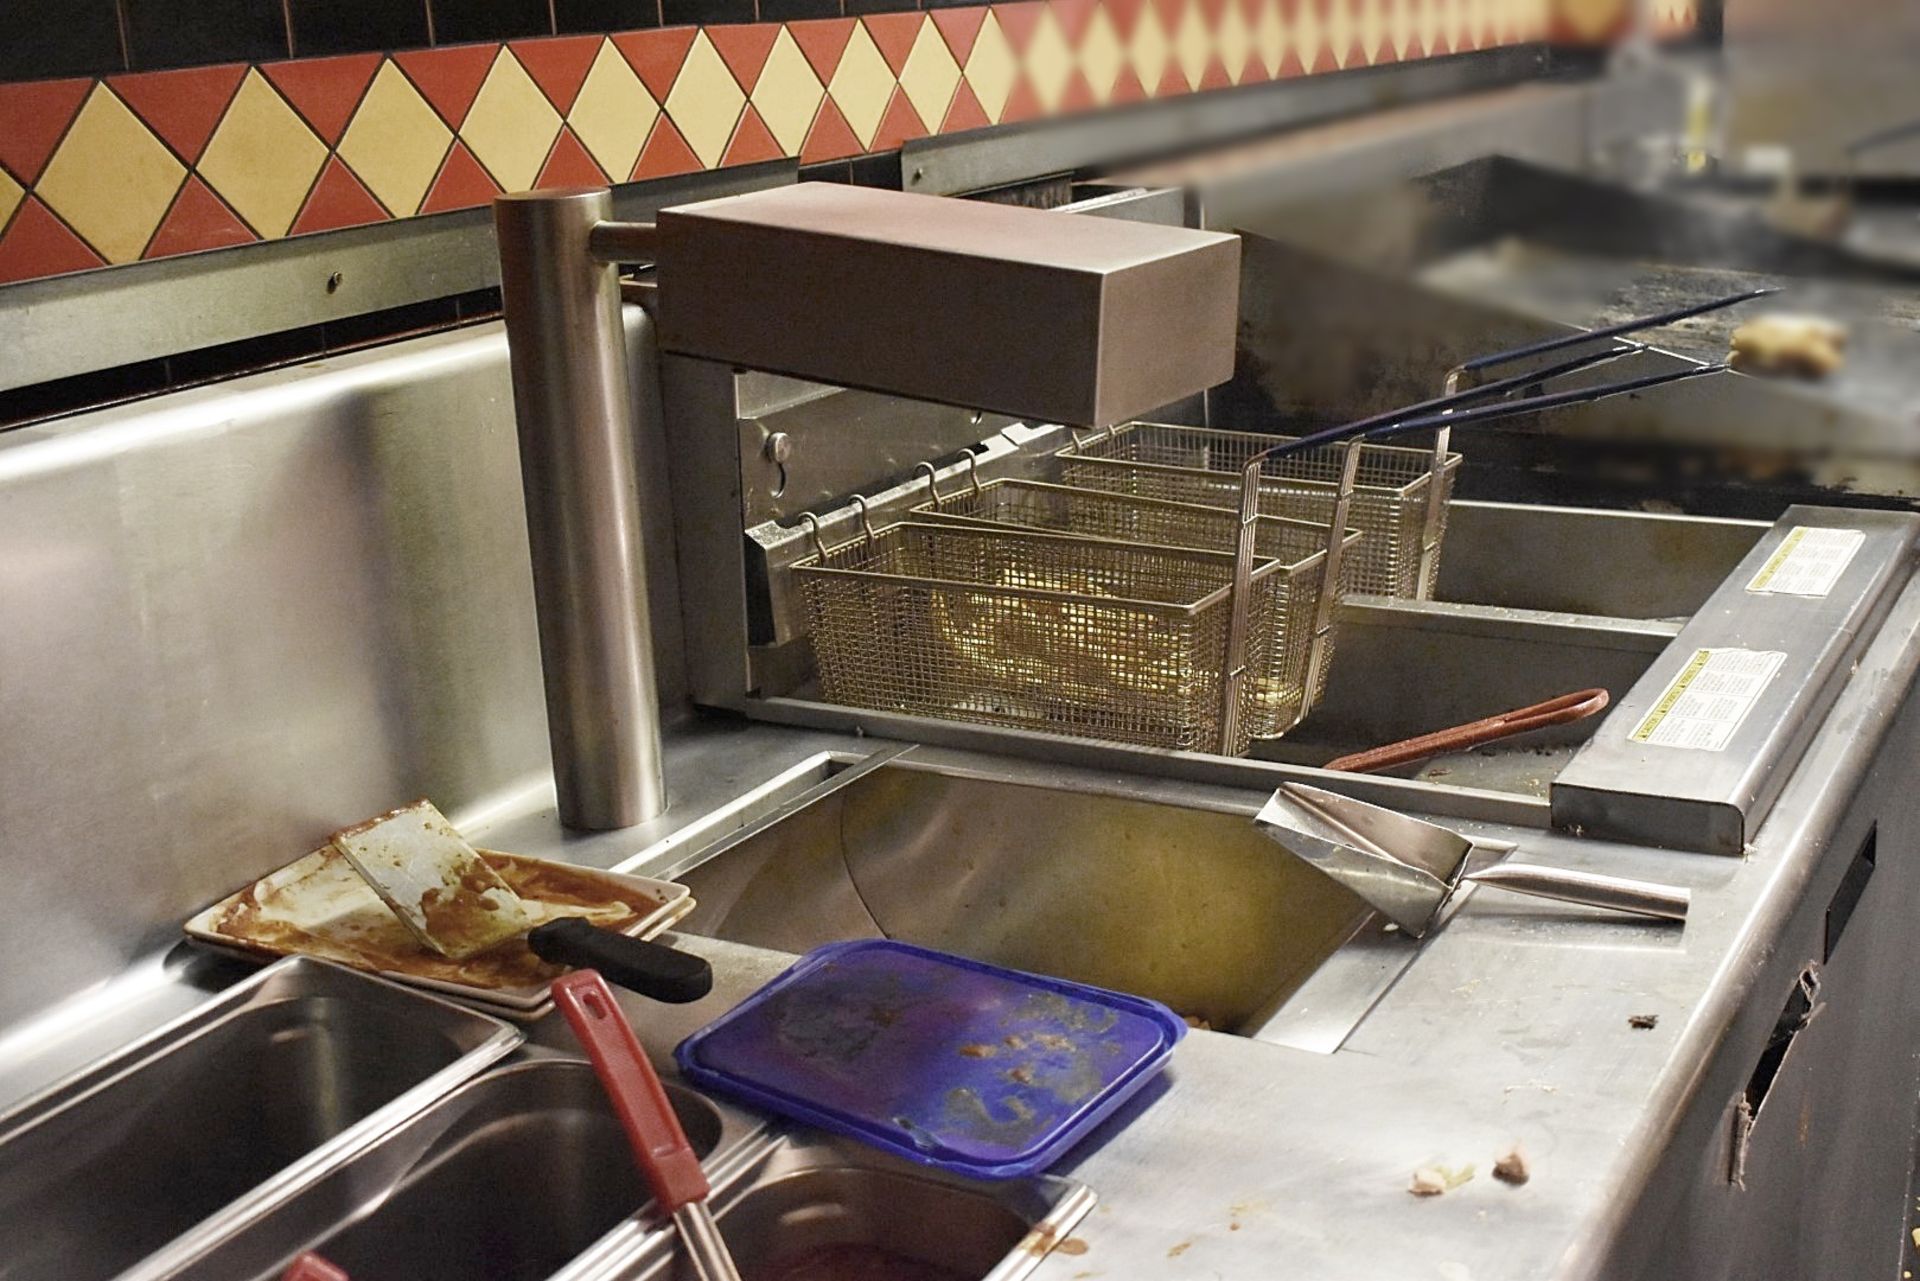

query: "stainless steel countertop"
xmin=6 ymin=571 xmax=1919 ymax=1280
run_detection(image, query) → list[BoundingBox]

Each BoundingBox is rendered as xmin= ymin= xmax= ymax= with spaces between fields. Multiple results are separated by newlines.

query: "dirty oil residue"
xmin=942 ymin=1086 xmax=1039 ymax=1140
xmin=769 ymin=965 xmax=911 ymax=1065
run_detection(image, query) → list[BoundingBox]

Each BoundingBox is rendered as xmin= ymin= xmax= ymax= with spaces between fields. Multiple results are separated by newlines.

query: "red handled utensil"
xmin=552 ymin=970 xmax=743 ymax=1281
xmin=281 ymin=1254 xmax=348 ymax=1281
xmin=1324 ymin=688 xmax=1611 ymax=774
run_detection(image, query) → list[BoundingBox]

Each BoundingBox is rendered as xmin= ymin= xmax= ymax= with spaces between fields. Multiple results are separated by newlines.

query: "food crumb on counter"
xmin=1057 ymin=1238 xmax=1089 ymax=1256
xmin=1167 ymin=1241 xmax=1192 ymax=1258
xmin=1628 ymin=1013 xmax=1659 ymax=1030
xmin=1493 ymin=1143 xmax=1530 ymax=1186
xmin=958 ymin=1043 xmax=996 ymax=1058
xmin=1410 ymin=1164 xmax=1474 ymax=1196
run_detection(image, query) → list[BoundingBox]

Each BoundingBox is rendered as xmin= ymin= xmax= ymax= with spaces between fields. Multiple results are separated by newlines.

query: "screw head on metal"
xmin=763 ymin=432 xmax=793 ymax=464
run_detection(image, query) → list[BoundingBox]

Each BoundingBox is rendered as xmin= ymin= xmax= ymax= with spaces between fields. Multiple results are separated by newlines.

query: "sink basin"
xmin=669 ymin=760 xmax=1372 ymax=1034
xmin=0 ymin=958 xmax=519 ymax=1281
xmin=172 ymin=1057 xmax=760 ymax=1281
xmin=617 ymin=1131 xmax=1094 ymax=1281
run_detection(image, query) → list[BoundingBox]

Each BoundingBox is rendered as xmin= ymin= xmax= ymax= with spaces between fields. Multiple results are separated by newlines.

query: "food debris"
xmin=1628 ymin=1013 xmax=1659 ymax=1030
xmin=1006 ymin=1066 xmax=1035 ymax=1085
xmin=1493 ymin=1143 xmax=1531 ymax=1186
xmin=958 ymin=1044 xmax=996 ymax=1058
xmin=1502 ymin=1080 xmax=1558 ymax=1095
xmin=1182 ymin=1014 xmax=1213 ymax=1031
xmin=1167 ymin=1242 xmax=1192 ymax=1259
xmin=1729 ymin=314 xmax=1847 ymax=380
xmin=1057 ymin=1239 xmax=1089 ymax=1257
xmin=1411 ymin=1164 xmax=1474 ymax=1197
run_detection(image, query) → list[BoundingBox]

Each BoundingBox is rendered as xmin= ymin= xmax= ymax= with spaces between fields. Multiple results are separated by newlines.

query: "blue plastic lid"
xmin=675 ymin=940 xmax=1185 ymax=1180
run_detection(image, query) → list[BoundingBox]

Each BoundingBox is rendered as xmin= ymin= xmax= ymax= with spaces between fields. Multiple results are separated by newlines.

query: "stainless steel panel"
xmin=654 ymin=184 xmax=1241 ymax=427
xmin=0 ymin=162 xmax=795 ymax=395
xmin=0 ymin=958 xmax=520 ymax=1281
xmin=0 ymin=310 xmax=681 ymax=1034
xmin=1554 ymin=505 xmax=1920 ymax=854
xmin=172 ymin=1056 xmax=765 ymax=1281
xmin=672 ymin=757 xmax=1374 ymax=1033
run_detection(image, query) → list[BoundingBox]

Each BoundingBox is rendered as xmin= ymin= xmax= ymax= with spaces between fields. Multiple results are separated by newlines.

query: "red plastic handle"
xmin=1324 ymin=688 xmax=1611 ymax=774
xmin=551 ymin=969 xmax=710 ymax=1215
xmin=282 ymin=1254 xmax=348 ymax=1281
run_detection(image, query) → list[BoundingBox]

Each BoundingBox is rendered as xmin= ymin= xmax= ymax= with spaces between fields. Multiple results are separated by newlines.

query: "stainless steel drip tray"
xmin=611 ymin=1130 xmax=1096 ymax=1281
xmin=167 ymin=1053 xmax=769 ymax=1281
xmin=0 ymin=956 xmax=521 ymax=1281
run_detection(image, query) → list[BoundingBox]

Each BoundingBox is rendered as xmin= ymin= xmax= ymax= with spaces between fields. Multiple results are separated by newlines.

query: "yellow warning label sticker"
xmin=1747 ymin=527 xmax=1863 ymax=598
xmin=1630 ymin=648 xmax=1786 ymax=752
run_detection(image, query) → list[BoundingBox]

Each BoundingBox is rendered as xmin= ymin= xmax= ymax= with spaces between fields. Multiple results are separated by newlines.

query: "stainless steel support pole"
xmin=495 ymin=188 xmax=667 ymax=829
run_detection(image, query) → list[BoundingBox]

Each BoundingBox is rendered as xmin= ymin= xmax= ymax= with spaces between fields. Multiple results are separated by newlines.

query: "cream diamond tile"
xmin=1216 ymin=0 xmax=1251 ymax=82
xmin=1294 ymin=0 xmax=1324 ymax=68
xmin=1417 ymin=0 xmax=1443 ymax=51
xmin=964 ymin=12 xmax=1019 ymax=124
xmin=1128 ymin=4 xmax=1171 ymax=95
xmin=1079 ymin=4 xmax=1126 ymax=102
xmin=1324 ymin=0 xmax=1355 ymax=64
xmin=195 ymin=71 xmax=326 ymax=240
xmin=1444 ymin=0 xmax=1468 ymax=51
xmin=36 ymin=85 xmax=185 ymax=262
xmin=0 ymin=167 xmax=22 ymax=231
xmin=463 ymin=49 xmax=563 ymax=192
xmin=751 ymin=29 xmax=823 ymax=156
xmin=898 ymin=17 xmax=961 ymax=132
xmin=828 ymin=23 xmax=895 ymax=147
xmin=570 ymin=39 xmax=659 ymax=179
xmin=1389 ymin=0 xmax=1415 ymax=57
xmin=338 ymin=62 xmax=451 ymax=217
xmin=1357 ymin=0 xmax=1387 ymax=62
xmin=1024 ymin=6 xmax=1075 ymax=113
xmin=1255 ymin=0 xmax=1287 ymax=76
xmin=665 ymin=32 xmax=746 ymax=169
xmin=1171 ymin=0 xmax=1210 ymax=91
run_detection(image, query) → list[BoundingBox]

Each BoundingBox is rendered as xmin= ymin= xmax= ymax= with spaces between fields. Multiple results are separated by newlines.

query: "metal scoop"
xmin=1254 ymin=782 xmax=1689 ymax=939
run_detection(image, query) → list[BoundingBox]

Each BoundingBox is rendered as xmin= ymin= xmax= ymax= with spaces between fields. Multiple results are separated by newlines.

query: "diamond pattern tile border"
xmin=0 ymin=0 xmax=1653 ymax=286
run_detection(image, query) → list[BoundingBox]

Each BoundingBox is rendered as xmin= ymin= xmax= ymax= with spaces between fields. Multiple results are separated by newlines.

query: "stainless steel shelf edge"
xmin=1553 ymin=505 xmax=1920 ymax=854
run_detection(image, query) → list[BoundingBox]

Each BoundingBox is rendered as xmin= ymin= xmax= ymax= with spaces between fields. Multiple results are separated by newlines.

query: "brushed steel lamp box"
xmin=654 ymin=183 xmax=1242 ymax=427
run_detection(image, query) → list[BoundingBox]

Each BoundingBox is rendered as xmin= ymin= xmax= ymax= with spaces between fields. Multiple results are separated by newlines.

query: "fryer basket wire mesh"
xmin=1056 ymin=422 xmax=1460 ymax=599
xmin=793 ymin=520 xmax=1286 ymax=755
xmin=907 ymin=477 xmax=1362 ymax=735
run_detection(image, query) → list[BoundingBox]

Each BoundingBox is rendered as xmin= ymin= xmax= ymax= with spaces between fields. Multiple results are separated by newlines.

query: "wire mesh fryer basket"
xmin=1056 ymin=422 xmax=1460 ymax=600
xmin=792 ymin=519 xmax=1287 ymax=755
xmin=907 ymin=476 xmax=1363 ymax=737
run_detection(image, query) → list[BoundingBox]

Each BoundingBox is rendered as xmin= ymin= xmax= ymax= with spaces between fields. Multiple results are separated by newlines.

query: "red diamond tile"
xmin=1429 ymin=32 xmax=1451 ymax=56
xmin=870 ymin=86 xmax=927 ymax=151
xmin=1278 ymin=0 xmax=1301 ymax=18
xmin=1000 ymin=77 xmax=1043 ymax=122
xmin=1241 ymin=54 xmax=1270 ymax=82
xmin=1401 ymin=36 xmax=1425 ymax=60
xmin=800 ymin=97 xmax=862 ymax=163
xmin=612 ymin=27 xmax=699 ymax=101
xmin=144 ymin=176 xmax=254 ymax=258
xmin=992 ymin=2 xmax=1046 ymax=52
xmin=1310 ymin=42 xmax=1340 ymax=73
xmin=0 ymin=196 xmax=105 ymax=283
xmin=262 ymin=54 xmax=381 ymax=145
xmin=1109 ymin=64 xmax=1147 ymax=102
xmin=1060 ymin=68 xmax=1096 ymax=112
xmin=787 ymin=18 xmax=857 ymax=84
xmin=1195 ymin=0 xmax=1228 ymax=26
xmin=1155 ymin=64 xmax=1189 ymax=96
xmin=512 ymin=35 xmax=603 ymax=113
xmin=420 ymin=140 xmax=501 ymax=213
xmin=1278 ymin=46 xmax=1307 ymax=75
xmin=720 ymin=105 xmax=784 ymax=167
xmin=633 ymin=116 xmax=702 ymax=180
xmin=1149 ymin=0 xmax=1186 ymax=38
xmin=1198 ymin=54 xmax=1231 ymax=89
xmin=863 ymin=13 xmax=923 ymax=75
xmin=289 ymin=156 xmax=389 ymax=236
xmin=940 ymin=79 xmax=990 ymax=133
xmin=0 ymin=79 xmax=92 ymax=184
xmin=931 ymin=7 xmax=990 ymax=63
xmin=394 ymin=44 xmax=499 ymax=130
xmin=536 ymin=126 xmax=608 ymax=187
xmin=1104 ymin=0 xmax=1148 ymax=38
xmin=708 ymin=24 xmax=781 ymax=93
xmin=1053 ymin=0 xmax=1097 ymax=43
xmin=108 ymin=64 xmax=246 ymax=164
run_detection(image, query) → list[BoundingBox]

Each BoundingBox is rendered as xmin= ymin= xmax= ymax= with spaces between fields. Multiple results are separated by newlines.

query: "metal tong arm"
xmin=1449 ymin=286 xmax=1779 ymax=376
xmin=1462 ymin=863 xmax=1690 ymax=923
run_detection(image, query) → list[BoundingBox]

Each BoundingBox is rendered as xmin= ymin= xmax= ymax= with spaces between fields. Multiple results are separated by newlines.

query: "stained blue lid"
xmin=675 ymin=940 xmax=1184 ymax=1180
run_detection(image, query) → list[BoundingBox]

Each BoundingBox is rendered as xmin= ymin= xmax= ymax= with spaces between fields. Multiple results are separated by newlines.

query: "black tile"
xmin=453 ymin=286 xmax=502 ymax=319
xmin=0 ymin=0 xmax=125 ymax=79
xmin=429 ymin=0 xmax=552 ymax=41
xmin=848 ymin=150 xmax=899 ymax=189
xmin=659 ymin=0 xmax=751 ymax=25
xmin=123 ymin=0 xmax=288 ymax=69
xmin=798 ymin=160 xmax=852 ymax=184
xmin=757 ymin=0 xmax=839 ymax=20
xmin=843 ymin=0 xmax=916 ymax=14
xmin=289 ymin=0 xmax=432 ymax=55
xmin=553 ymin=0 xmax=658 ymax=32
xmin=323 ymin=296 xmax=461 ymax=349
xmin=921 ymin=0 xmax=977 ymax=7
xmin=0 ymin=358 xmax=170 ymax=430
xmin=167 ymin=324 xmax=327 ymax=383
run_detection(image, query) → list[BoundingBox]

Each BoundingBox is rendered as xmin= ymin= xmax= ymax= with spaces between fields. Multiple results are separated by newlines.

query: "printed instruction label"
xmin=1747 ymin=526 xmax=1864 ymax=598
xmin=1629 ymin=648 xmax=1787 ymax=752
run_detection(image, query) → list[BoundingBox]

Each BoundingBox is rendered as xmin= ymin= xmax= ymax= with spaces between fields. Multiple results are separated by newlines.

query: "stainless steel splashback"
xmin=0 ymin=309 xmax=684 ymax=1032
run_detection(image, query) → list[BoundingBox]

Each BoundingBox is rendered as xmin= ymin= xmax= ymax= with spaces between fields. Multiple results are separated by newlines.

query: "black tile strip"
xmin=289 ymin=0 xmax=433 ymax=56
xmin=122 ymin=0 xmax=289 ymax=70
xmin=0 ymin=0 xmax=128 ymax=79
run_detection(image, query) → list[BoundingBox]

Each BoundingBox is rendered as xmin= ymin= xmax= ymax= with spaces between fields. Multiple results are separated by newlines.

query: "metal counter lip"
xmin=1552 ymin=505 xmax=1920 ymax=854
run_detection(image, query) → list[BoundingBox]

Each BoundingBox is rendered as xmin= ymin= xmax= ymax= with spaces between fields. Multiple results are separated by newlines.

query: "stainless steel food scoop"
xmin=1254 ymin=782 xmax=1689 ymax=938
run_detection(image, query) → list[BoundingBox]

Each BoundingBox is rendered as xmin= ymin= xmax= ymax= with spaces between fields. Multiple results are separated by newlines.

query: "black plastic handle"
xmin=527 ymin=918 xmax=714 ymax=1004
